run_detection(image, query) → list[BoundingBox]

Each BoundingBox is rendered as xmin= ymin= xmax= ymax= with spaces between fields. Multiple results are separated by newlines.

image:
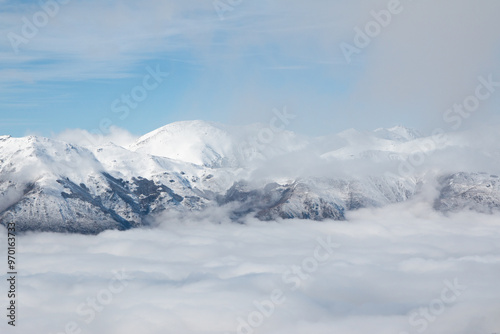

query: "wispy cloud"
xmin=1 ymin=0 xmax=499 ymax=136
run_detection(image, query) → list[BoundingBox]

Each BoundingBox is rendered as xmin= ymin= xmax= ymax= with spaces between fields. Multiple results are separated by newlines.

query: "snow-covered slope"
xmin=129 ymin=121 xmax=237 ymax=167
xmin=373 ymin=125 xmax=422 ymax=142
xmin=1 ymin=122 xmax=499 ymax=233
xmin=434 ymin=172 xmax=500 ymax=214
xmin=129 ymin=120 xmax=309 ymax=167
xmin=0 ymin=136 xmax=206 ymax=233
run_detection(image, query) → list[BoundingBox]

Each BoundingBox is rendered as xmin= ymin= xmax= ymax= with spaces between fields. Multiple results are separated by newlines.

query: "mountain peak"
xmin=129 ymin=120 xmax=235 ymax=167
xmin=128 ymin=120 xmax=308 ymax=168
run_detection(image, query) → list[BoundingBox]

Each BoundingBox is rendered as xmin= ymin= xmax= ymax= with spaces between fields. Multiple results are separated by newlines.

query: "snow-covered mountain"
xmin=129 ymin=120 xmax=237 ymax=167
xmin=1 ymin=121 xmax=499 ymax=233
xmin=129 ymin=120 xmax=309 ymax=168
xmin=373 ymin=125 xmax=422 ymax=142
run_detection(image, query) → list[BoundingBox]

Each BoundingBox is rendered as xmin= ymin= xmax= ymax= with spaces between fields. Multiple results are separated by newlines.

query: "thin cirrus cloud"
xmin=0 ymin=0 xmax=348 ymax=79
xmin=1 ymin=0 xmax=499 ymax=136
xmin=1 ymin=0 xmax=202 ymax=81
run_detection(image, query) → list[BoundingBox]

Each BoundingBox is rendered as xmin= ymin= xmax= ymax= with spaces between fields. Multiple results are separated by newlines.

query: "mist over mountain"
xmin=1 ymin=121 xmax=499 ymax=234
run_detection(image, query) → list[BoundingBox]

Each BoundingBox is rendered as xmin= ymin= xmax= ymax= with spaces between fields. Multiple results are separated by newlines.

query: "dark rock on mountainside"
xmin=434 ymin=172 xmax=500 ymax=214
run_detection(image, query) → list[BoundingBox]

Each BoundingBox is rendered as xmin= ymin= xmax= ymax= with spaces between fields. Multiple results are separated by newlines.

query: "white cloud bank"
xmin=54 ymin=126 xmax=139 ymax=149
xmin=1 ymin=201 xmax=499 ymax=334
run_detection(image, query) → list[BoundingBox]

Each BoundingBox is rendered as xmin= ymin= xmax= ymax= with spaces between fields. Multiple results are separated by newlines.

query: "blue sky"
xmin=1 ymin=0 xmax=499 ymax=138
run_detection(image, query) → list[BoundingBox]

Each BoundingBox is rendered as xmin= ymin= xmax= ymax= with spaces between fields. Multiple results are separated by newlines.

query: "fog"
xmin=1 ymin=201 xmax=499 ymax=334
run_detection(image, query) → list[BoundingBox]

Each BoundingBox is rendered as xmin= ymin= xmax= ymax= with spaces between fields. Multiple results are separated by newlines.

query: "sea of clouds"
xmin=1 ymin=199 xmax=499 ymax=334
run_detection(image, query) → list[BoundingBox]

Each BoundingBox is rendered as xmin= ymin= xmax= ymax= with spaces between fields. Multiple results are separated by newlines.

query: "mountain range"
xmin=1 ymin=121 xmax=499 ymax=234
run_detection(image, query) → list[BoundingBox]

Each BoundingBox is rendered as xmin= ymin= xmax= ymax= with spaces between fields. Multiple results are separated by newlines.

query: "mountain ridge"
xmin=1 ymin=121 xmax=499 ymax=233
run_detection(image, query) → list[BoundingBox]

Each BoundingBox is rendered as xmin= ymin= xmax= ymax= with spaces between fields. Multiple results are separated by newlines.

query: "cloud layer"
xmin=1 ymin=201 xmax=499 ymax=334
